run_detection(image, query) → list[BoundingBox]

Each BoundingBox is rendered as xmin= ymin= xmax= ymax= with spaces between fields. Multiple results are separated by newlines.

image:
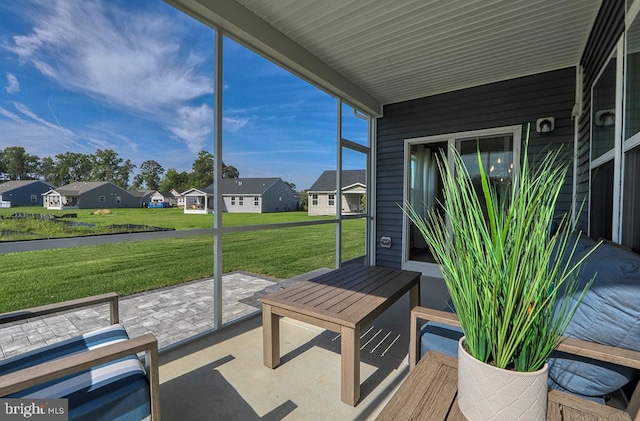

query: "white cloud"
xmin=5 ymin=0 xmax=215 ymax=149
xmin=0 ymin=106 xmax=25 ymax=123
xmin=223 ymin=117 xmax=249 ymax=132
xmin=5 ymin=74 xmax=19 ymax=94
xmin=12 ymin=101 xmax=74 ymax=135
xmin=168 ymin=104 xmax=214 ymax=153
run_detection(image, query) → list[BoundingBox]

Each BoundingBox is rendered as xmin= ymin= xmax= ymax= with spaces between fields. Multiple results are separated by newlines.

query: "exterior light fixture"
xmin=595 ymin=109 xmax=615 ymax=126
xmin=536 ymin=117 xmax=555 ymax=134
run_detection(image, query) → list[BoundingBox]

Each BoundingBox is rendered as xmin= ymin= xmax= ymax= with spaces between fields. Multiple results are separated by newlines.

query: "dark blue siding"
xmin=375 ymin=67 xmax=576 ymax=268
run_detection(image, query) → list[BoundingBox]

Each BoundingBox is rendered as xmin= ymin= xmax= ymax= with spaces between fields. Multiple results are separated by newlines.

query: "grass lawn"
xmin=0 ymin=207 xmax=333 ymax=239
xmin=0 ymin=208 xmax=365 ymax=312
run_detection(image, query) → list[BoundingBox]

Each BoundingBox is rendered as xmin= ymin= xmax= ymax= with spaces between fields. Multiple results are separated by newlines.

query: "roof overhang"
xmin=165 ymin=0 xmax=601 ymax=116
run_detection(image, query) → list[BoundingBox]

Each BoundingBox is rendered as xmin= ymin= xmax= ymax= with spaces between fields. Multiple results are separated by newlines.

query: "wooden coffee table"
xmin=260 ymin=264 xmax=421 ymax=406
xmin=376 ymin=351 xmax=632 ymax=420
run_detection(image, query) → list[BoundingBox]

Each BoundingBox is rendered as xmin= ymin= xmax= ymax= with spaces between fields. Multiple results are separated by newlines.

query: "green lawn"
xmin=0 ymin=208 xmax=365 ymax=312
xmin=0 ymin=207 xmax=334 ymax=239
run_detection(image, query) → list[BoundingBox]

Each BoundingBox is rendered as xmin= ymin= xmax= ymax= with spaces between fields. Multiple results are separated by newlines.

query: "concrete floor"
xmin=158 ymin=276 xmax=449 ymax=421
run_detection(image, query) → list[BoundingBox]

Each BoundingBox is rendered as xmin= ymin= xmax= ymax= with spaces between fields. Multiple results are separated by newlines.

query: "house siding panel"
xmin=575 ymin=0 xmax=624 ymax=231
xmin=0 ymin=182 xmax=51 ymax=207
xmin=376 ymin=67 xmax=576 ymax=269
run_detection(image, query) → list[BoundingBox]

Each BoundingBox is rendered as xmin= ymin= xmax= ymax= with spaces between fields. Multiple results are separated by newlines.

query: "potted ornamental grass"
xmin=404 ymin=130 xmax=598 ymax=420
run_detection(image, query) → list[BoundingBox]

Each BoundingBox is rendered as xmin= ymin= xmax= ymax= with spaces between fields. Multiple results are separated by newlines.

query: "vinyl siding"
xmin=376 ymin=67 xmax=576 ymax=268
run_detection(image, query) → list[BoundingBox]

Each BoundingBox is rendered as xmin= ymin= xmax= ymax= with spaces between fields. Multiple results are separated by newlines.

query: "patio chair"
xmin=0 ymin=293 xmax=160 ymax=421
xmin=409 ymin=235 xmax=640 ymax=420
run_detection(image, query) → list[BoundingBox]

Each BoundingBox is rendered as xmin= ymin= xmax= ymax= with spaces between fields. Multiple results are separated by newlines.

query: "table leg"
xmin=263 ymin=304 xmax=280 ymax=368
xmin=409 ymin=280 xmax=420 ymax=309
xmin=409 ymin=280 xmax=420 ymax=369
xmin=341 ymin=324 xmax=361 ymax=406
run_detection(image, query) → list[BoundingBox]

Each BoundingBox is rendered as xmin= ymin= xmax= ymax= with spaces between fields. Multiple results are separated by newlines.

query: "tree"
xmin=284 ymin=181 xmax=297 ymax=192
xmin=133 ymin=160 xmax=164 ymax=190
xmin=39 ymin=156 xmax=56 ymax=183
xmin=222 ymin=164 xmax=239 ymax=179
xmin=159 ymin=168 xmax=190 ymax=191
xmin=1 ymin=146 xmax=39 ymax=180
xmin=90 ymin=149 xmax=135 ymax=188
xmin=53 ymin=152 xmax=93 ymax=186
xmin=190 ymin=151 xmax=240 ymax=187
xmin=299 ymin=189 xmax=308 ymax=211
xmin=191 ymin=151 xmax=214 ymax=187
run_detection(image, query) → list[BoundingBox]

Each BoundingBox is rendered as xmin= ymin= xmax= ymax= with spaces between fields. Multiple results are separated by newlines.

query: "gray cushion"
xmin=548 ymin=240 xmax=640 ymax=398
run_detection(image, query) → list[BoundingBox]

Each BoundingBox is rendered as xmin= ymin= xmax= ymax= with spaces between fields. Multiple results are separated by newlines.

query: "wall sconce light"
xmin=536 ymin=117 xmax=555 ymax=134
xmin=595 ymin=109 xmax=615 ymax=126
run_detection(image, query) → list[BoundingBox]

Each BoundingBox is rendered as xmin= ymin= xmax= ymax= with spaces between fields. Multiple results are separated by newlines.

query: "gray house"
xmin=43 ymin=181 xmax=139 ymax=210
xmin=0 ymin=181 xmax=53 ymax=208
xmin=307 ymin=170 xmax=366 ymax=216
xmin=182 ymin=177 xmax=298 ymax=214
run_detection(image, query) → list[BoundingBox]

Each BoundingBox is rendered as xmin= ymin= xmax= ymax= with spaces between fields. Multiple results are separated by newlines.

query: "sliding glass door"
xmin=403 ymin=127 xmax=520 ymax=276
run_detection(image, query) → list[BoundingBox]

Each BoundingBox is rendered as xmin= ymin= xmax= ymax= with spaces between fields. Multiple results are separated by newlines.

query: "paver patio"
xmin=0 ymin=271 xmax=306 ymax=359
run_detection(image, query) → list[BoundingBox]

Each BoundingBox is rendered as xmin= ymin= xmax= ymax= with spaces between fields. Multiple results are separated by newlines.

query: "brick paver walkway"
xmin=0 ymin=272 xmax=281 ymax=360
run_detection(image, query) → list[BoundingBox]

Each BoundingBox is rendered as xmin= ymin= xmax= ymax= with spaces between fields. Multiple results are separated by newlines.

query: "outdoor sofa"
xmin=0 ymin=293 xmax=160 ymax=421
xmin=411 ymin=232 xmax=640 ymax=418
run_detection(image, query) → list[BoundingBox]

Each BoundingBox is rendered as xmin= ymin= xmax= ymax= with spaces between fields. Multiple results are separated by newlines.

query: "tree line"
xmin=0 ymin=147 xmax=239 ymax=191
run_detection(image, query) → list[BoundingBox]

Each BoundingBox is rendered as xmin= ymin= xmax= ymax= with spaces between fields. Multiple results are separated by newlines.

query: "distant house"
xmin=170 ymin=189 xmax=185 ymax=208
xmin=148 ymin=191 xmax=176 ymax=207
xmin=307 ymin=170 xmax=366 ymax=216
xmin=182 ymin=177 xmax=298 ymax=214
xmin=182 ymin=186 xmax=213 ymax=213
xmin=130 ymin=189 xmax=155 ymax=207
xmin=0 ymin=180 xmax=53 ymax=208
xmin=43 ymin=181 xmax=139 ymax=210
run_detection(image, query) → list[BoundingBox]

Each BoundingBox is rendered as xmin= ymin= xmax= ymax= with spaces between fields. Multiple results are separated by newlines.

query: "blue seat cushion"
xmin=0 ymin=324 xmax=151 ymax=421
xmin=419 ymin=321 xmax=463 ymax=359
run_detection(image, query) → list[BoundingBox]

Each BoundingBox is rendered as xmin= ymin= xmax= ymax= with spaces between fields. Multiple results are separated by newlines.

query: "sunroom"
xmin=1 ymin=0 xmax=639 ymax=419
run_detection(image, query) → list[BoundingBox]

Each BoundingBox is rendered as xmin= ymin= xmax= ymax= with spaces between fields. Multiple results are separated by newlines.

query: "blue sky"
xmin=0 ymin=0 xmax=368 ymax=190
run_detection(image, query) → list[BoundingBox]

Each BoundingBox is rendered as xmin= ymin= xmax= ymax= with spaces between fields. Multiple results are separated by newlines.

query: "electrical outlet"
xmin=380 ymin=236 xmax=392 ymax=248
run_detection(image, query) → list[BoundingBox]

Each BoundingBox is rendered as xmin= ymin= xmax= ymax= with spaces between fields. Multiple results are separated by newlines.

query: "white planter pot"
xmin=457 ymin=337 xmax=548 ymax=421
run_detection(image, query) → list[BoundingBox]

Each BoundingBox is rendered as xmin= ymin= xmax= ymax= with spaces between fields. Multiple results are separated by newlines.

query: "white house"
xmin=182 ymin=178 xmax=298 ymax=214
xmin=307 ymin=170 xmax=366 ymax=216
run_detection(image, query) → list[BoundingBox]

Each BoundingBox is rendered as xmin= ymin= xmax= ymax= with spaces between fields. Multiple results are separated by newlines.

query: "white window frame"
xmin=239 ymin=196 xmax=243 ymax=206
xmin=311 ymin=194 xmax=318 ymax=206
xmin=231 ymin=196 xmax=235 ymax=206
xmin=328 ymin=194 xmax=335 ymax=206
xmin=402 ymin=125 xmax=522 ymax=277
xmin=589 ymin=38 xmax=624 ymax=242
xmin=254 ymin=196 xmax=259 ymax=206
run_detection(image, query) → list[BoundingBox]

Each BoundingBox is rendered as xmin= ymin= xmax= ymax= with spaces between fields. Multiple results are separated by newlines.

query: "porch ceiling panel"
xmin=172 ymin=0 xmax=601 ymax=113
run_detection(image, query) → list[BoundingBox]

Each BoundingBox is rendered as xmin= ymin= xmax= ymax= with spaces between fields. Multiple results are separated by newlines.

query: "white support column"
xmin=213 ymin=28 xmax=224 ymax=329
xmin=336 ymin=99 xmax=342 ymax=268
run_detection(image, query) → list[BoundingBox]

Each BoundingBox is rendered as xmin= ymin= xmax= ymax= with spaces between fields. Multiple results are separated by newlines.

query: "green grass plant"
xmin=405 ymin=130 xmax=598 ymax=372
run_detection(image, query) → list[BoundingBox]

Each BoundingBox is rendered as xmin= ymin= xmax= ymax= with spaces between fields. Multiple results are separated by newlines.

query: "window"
xmin=328 ymin=194 xmax=335 ymax=206
xmin=30 ymin=194 xmax=37 ymax=202
xmin=404 ymin=126 xmax=520 ymax=274
xmin=254 ymin=196 xmax=259 ymax=206
xmin=589 ymin=40 xmax=622 ymax=243
xmin=239 ymin=196 xmax=243 ymax=206
xmin=622 ymin=10 xmax=640 ymax=251
xmin=231 ymin=196 xmax=235 ymax=205
xmin=99 ymin=195 xmax=105 ymax=202
xmin=311 ymin=194 xmax=318 ymax=206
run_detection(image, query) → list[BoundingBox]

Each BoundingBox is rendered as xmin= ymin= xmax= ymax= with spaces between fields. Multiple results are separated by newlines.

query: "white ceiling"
xmin=170 ymin=0 xmax=602 ymax=116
